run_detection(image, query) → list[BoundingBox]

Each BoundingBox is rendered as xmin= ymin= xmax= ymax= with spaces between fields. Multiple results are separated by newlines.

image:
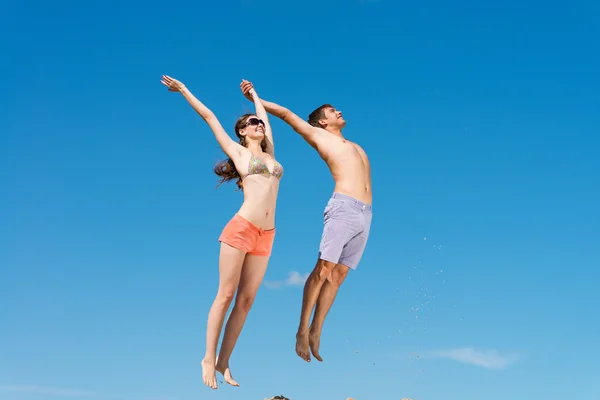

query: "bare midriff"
xmin=236 ymin=175 xmax=280 ymax=230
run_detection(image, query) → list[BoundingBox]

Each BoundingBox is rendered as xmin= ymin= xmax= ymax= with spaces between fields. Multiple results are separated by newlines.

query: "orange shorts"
xmin=218 ymin=214 xmax=276 ymax=256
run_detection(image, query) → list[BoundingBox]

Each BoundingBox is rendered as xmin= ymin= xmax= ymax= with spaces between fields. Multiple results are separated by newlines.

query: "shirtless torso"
xmin=234 ymin=150 xmax=283 ymax=230
xmin=311 ymin=130 xmax=372 ymax=205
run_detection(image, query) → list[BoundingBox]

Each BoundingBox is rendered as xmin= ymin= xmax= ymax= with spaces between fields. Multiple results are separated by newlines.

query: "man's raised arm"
xmin=240 ymin=80 xmax=322 ymax=148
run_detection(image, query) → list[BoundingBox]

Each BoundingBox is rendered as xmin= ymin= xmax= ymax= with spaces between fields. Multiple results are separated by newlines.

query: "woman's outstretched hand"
xmin=161 ymin=75 xmax=185 ymax=92
xmin=240 ymin=79 xmax=256 ymax=100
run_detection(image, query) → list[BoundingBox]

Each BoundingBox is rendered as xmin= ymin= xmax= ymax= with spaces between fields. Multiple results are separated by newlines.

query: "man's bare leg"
xmin=296 ymin=259 xmax=335 ymax=362
xmin=308 ymin=263 xmax=350 ymax=361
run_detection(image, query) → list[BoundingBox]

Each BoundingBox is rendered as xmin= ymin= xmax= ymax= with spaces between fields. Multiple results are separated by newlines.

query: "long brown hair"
xmin=214 ymin=113 xmax=268 ymax=190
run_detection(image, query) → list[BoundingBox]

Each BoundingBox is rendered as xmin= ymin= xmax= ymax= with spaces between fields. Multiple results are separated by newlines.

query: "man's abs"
xmin=332 ymin=175 xmax=372 ymax=204
xmin=327 ymin=145 xmax=372 ymax=204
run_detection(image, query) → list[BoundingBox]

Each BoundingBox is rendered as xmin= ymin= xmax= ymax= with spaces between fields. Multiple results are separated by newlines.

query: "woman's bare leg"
xmin=201 ymin=243 xmax=246 ymax=389
xmin=215 ymin=254 xmax=269 ymax=386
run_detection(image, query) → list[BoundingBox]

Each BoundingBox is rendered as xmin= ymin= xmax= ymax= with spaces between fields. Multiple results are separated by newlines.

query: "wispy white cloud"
xmin=264 ymin=271 xmax=309 ymax=289
xmin=427 ymin=347 xmax=519 ymax=370
xmin=0 ymin=385 xmax=97 ymax=397
xmin=286 ymin=271 xmax=309 ymax=286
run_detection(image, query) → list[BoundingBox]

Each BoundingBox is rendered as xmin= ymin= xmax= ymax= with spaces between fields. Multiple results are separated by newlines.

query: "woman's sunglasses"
xmin=245 ymin=117 xmax=265 ymax=127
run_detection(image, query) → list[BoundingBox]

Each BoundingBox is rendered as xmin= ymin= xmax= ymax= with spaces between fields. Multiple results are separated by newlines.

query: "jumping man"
xmin=241 ymin=80 xmax=373 ymax=363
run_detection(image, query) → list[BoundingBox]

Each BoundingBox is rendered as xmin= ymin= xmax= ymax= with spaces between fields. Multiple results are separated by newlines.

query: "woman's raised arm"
xmin=240 ymin=79 xmax=274 ymax=155
xmin=161 ymin=75 xmax=242 ymax=159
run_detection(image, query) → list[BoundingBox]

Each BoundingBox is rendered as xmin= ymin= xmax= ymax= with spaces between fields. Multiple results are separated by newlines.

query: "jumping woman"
xmin=160 ymin=76 xmax=283 ymax=389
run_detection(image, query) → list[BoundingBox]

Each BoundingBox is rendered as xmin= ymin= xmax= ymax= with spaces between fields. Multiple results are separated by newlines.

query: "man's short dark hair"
xmin=307 ymin=104 xmax=333 ymax=128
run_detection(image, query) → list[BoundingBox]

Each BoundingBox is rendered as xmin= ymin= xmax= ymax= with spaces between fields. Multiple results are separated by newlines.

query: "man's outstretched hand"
xmin=240 ymin=79 xmax=255 ymax=100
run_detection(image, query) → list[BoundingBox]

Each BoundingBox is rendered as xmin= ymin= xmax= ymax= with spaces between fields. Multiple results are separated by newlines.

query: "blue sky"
xmin=1 ymin=0 xmax=599 ymax=399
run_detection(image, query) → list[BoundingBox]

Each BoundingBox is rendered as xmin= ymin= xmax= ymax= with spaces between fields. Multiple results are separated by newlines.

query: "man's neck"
xmin=325 ymin=127 xmax=344 ymax=138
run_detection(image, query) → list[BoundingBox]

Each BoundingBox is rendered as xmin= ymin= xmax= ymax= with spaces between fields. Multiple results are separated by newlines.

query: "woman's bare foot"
xmin=309 ymin=332 xmax=323 ymax=362
xmin=201 ymin=359 xmax=218 ymax=389
xmin=215 ymin=361 xmax=239 ymax=387
xmin=295 ymin=332 xmax=311 ymax=362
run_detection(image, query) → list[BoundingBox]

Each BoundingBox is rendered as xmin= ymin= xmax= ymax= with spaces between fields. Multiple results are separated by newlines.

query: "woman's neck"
xmin=247 ymin=142 xmax=263 ymax=154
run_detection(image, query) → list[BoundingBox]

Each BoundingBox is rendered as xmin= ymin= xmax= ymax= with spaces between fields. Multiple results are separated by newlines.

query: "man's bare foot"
xmin=215 ymin=361 xmax=239 ymax=387
xmin=309 ymin=332 xmax=323 ymax=362
xmin=201 ymin=359 xmax=217 ymax=389
xmin=295 ymin=332 xmax=311 ymax=362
